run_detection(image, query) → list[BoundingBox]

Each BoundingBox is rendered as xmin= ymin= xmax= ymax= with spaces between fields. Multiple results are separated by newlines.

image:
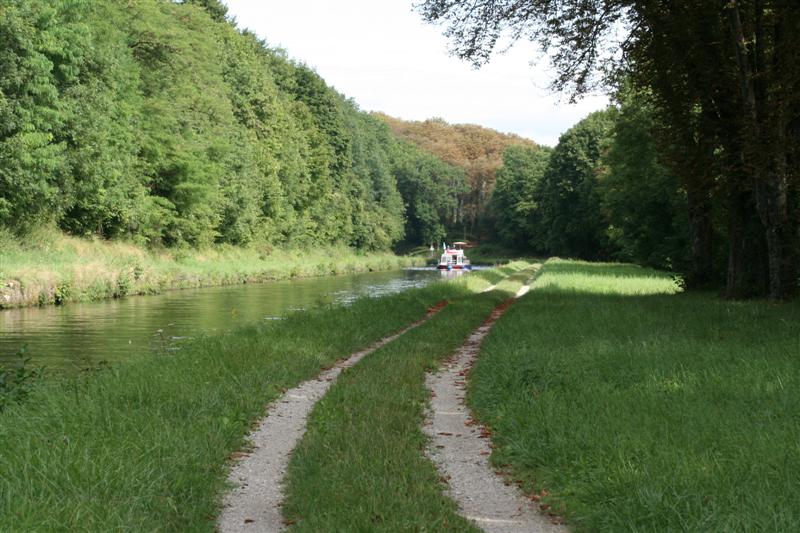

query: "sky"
xmin=222 ymin=0 xmax=609 ymax=147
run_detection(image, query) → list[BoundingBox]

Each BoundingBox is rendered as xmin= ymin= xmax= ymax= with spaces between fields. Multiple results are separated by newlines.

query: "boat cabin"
xmin=437 ymin=242 xmax=471 ymax=270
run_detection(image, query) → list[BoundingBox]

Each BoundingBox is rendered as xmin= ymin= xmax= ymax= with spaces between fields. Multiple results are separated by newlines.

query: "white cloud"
xmin=223 ymin=0 xmax=609 ymax=146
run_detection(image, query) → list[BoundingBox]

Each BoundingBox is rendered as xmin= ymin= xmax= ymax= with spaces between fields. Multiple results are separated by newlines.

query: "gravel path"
xmin=424 ymin=281 xmax=566 ymax=533
xmin=218 ymin=302 xmax=448 ymax=533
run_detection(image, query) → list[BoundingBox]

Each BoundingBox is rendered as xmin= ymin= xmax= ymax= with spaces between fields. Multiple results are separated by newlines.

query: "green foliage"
xmin=601 ymin=89 xmax=690 ymax=270
xmin=392 ymin=141 xmax=467 ymax=245
xmin=345 ymin=111 xmax=406 ymax=250
xmin=183 ymin=0 xmax=228 ymax=22
xmin=490 ymin=144 xmax=551 ymax=248
xmin=486 ymin=110 xmax=616 ymax=260
xmin=489 ymin=96 xmax=690 ymax=271
xmin=0 ymin=0 xmax=460 ymax=251
xmin=0 ymin=0 xmax=77 ymax=229
xmin=536 ymin=109 xmax=615 ymax=258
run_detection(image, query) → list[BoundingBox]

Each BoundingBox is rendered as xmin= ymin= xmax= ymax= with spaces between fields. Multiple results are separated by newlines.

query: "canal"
xmin=0 ymin=268 xmax=442 ymax=371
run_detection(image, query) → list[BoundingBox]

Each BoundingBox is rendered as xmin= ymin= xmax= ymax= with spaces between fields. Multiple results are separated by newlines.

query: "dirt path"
xmin=218 ymin=301 xmax=448 ymax=533
xmin=424 ymin=280 xmax=566 ymax=533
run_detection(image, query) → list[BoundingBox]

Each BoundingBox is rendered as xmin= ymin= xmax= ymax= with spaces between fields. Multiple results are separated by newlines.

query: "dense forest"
xmin=420 ymin=0 xmax=800 ymax=300
xmin=491 ymin=90 xmax=689 ymax=273
xmin=375 ymin=114 xmax=536 ymax=236
xmin=0 ymin=0 xmax=466 ymax=250
xmin=377 ymin=105 xmax=690 ymax=275
xmin=4 ymin=0 xmax=796 ymax=300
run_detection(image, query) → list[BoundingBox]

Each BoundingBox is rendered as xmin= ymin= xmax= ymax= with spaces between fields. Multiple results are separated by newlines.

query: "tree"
xmin=183 ymin=0 xmax=228 ymax=22
xmin=375 ymin=113 xmax=536 ymax=237
xmin=535 ymin=110 xmax=615 ymax=259
xmin=600 ymin=88 xmax=689 ymax=271
xmin=0 ymin=1 xmax=78 ymax=231
xmin=490 ymin=144 xmax=551 ymax=249
xmin=391 ymin=141 xmax=466 ymax=246
xmin=335 ymin=107 xmax=407 ymax=250
xmin=417 ymin=0 xmax=800 ymax=299
xmin=0 ymin=0 xmax=464 ymax=254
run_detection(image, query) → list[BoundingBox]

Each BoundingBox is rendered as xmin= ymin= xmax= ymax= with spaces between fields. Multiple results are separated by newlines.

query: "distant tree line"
xmin=0 ymin=0 xmax=465 ymax=250
xmin=491 ymin=90 xmax=689 ymax=274
xmin=376 ymin=113 xmax=536 ymax=238
xmin=419 ymin=0 xmax=800 ymax=300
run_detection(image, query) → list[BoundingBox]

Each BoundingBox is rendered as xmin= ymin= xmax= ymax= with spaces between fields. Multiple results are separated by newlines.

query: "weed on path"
xmin=281 ymin=265 xmax=537 ymax=531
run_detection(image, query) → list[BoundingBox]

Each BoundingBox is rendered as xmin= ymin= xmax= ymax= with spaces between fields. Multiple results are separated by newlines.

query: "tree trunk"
xmin=727 ymin=0 xmax=797 ymax=299
xmin=685 ymin=185 xmax=715 ymax=289
xmin=726 ymin=187 xmax=769 ymax=298
xmin=754 ymin=165 xmax=798 ymax=300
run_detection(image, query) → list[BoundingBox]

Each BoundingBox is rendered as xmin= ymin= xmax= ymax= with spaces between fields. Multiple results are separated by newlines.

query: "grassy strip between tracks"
xmin=470 ymin=258 xmax=800 ymax=531
xmin=282 ymin=283 xmax=523 ymax=531
xmin=0 ymin=276 xmax=483 ymax=531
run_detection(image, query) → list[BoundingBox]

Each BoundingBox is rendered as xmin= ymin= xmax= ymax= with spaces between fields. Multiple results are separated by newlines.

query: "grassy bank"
xmin=282 ymin=271 xmax=526 ymax=531
xmin=470 ymin=259 xmax=800 ymax=530
xmin=0 ymin=279 xmax=472 ymax=531
xmin=0 ymin=229 xmax=424 ymax=309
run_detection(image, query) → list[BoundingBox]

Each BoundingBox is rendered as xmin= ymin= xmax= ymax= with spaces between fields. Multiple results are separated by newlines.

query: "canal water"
xmin=0 ymin=268 xmax=442 ymax=371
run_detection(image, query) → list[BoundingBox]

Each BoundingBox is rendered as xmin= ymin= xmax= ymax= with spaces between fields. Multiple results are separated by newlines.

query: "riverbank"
xmin=5 ymin=258 xmax=796 ymax=531
xmin=0 ymin=267 xmax=501 ymax=531
xmin=0 ymin=229 xmax=424 ymax=309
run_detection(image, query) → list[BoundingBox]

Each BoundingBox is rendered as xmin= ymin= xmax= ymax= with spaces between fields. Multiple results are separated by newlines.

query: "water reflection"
xmin=0 ymin=269 xmax=439 ymax=370
xmin=438 ymin=269 xmax=468 ymax=279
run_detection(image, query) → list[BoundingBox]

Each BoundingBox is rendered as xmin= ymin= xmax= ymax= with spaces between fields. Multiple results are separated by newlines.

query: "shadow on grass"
xmin=470 ymin=259 xmax=800 ymax=531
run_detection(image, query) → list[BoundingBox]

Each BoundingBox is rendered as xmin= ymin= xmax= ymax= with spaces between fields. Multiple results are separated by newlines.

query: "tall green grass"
xmin=0 ymin=228 xmax=424 ymax=309
xmin=530 ymin=258 xmax=681 ymax=295
xmin=470 ymin=259 xmax=800 ymax=531
xmin=0 ymin=282 xmax=464 ymax=531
